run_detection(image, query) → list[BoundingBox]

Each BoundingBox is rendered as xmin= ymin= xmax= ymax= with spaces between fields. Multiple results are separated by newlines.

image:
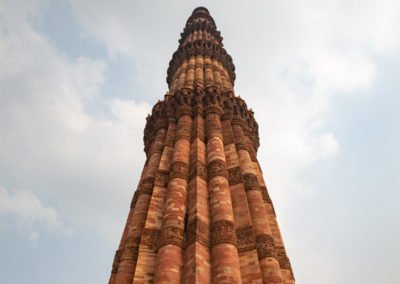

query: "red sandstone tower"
xmin=109 ymin=7 xmax=295 ymax=284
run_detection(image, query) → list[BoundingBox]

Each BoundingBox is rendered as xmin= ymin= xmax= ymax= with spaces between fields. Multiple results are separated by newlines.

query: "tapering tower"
xmin=109 ymin=7 xmax=294 ymax=284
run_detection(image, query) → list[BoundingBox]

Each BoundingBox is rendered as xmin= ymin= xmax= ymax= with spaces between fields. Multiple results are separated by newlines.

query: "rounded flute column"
xmin=133 ymin=118 xmax=176 ymax=283
xmin=154 ymin=97 xmax=193 ymax=283
xmin=231 ymin=118 xmax=284 ymax=284
xmin=113 ymin=126 xmax=167 ymax=284
xmin=244 ymin=134 xmax=295 ymax=284
xmin=204 ymin=89 xmax=242 ymax=284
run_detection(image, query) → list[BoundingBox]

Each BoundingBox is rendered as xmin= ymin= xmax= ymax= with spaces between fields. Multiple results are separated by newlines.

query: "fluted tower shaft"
xmin=109 ymin=7 xmax=294 ymax=284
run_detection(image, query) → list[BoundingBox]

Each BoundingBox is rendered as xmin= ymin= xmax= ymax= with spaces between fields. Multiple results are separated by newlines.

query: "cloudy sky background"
xmin=1 ymin=0 xmax=399 ymax=283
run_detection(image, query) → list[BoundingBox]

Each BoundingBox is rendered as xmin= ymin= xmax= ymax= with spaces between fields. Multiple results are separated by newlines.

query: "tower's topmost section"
xmin=185 ymin=7 xmax=216 ymax=31
xmin=166 ymin=7 xmax=236 ymax=87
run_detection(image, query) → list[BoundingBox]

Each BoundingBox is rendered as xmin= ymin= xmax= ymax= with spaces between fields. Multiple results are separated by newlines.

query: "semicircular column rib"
xmin=109 ymin=7 xmax=295 ymax=284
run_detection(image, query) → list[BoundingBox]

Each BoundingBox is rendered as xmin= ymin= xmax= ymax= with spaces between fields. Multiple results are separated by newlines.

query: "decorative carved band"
xmin=170 ymin=161 xmax=189 ymax=180
xmin=133 ymin=176 xmax=155 ymax=202
xmin=275 ymin=246 xmax=292 ymax=270
xmin=120 ymin=236 xmax=141 ymax=262
xmin=111 ymin=249 xmax=122 ymax=273
xmin=236 ymin=226 xmax=256 ymax=253
xmin=155 ymin=169 xmax=170 ymax=187
xmin=140 ymin=228 xmax=160 ymax=252
xmin=242 ymin=173 xmax=260 ymax=192
xmin=211 ymin=220 xmax=237 ymax=247
xmin=130 ymin=190 xmax=139 ymax=209
xmin=176 ymin=105 xmax=193 ymax=118
xmin=144 ymin=96 xmax=261 ymax=153
xmin=189 ymin=161 xmax=207 ymax=181
xmin=207 ymin=159 xmax=228 ymax=180
xmin=186 ymin=217 xmax=210 ymax=248
xmin=204 ymin=104 xmax=223 ymax=117
xmin=256 ymin=234 xmax=275 ymax=259
xmin=148 ymin=141 xmax=164 ymax=156
xmin=175 ymin=124 xmax=191 ymax=141
xmin=158 ymin=225 xmax=184 ymax=248
xmin=260 ymin=186 xmax=272 ymax=204
xmin=166 ymin=39 xmax=235 ymax=87
xmin=228 ymin=167 xmax=242 ymax=185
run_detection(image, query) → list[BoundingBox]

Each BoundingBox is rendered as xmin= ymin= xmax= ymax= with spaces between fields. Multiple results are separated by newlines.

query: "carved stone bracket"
xmin=256 ymin=234 xmax=275 ymax=260
xmin=236 ymin=226 xmax=256 ymax=253
xmin=211 ymin=220 xmax=237 ymax=247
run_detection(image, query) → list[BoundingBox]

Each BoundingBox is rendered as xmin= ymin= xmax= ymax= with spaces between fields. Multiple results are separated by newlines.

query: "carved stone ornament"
xmin=260 ymin=186 xmax=272 ymax=204
xmin=158 ymin=225 xmax=184 ymax=248
xmin=276 ymin=246 xmax=292 ymax=270
xmin=155 ymin=169 xmax=170 ymax=187
xmin=176 ymin=105 xmax=193 ymax=118
xmin=140 ymin=228 xmax=160 ymax=252
xmin=256 ymin=234 xmax=275 ymax=259
xmin=186 ymin=217 xmax=210 ymax=248
xmin=236 ymin=226 xmax=256 ymax=253
xmin=242 ymin=173 xmax=260 ymax=192
xmin=207 ymin=159 xmax=228 ymax=180
xmin=170 ymin=161 xmax=189 ymax=180
xmin=136 ymin=176 xmax=155 ymax=197
xmin=176 ymin=121 xmax=192 ymax=141
xmin=211 ymin=220 xmax=237 ymax=247
xmin=228 ymin=166 xmax=242 ymax=185
xmin=111 ymin=249 xmax=122 ymax=273
xmin=120 ymin=236 xmax=141 ymax=261
xmin=204 ymin=103 xmax=223 ymax=117
xmin=189 ymin=161 xmax=207 ymax=181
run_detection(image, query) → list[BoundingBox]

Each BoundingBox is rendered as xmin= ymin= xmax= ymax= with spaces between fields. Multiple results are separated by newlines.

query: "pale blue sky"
xmin=0 ymin=1 xmax=399 ymax=283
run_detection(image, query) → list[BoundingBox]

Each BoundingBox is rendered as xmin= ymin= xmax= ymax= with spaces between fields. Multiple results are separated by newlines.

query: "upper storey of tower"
xmin=166 ymin=7 xmax=236 ymax=89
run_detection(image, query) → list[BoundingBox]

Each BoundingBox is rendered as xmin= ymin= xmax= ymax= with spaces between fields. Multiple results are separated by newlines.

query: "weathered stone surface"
xmin=228 ymin=166 xmax=242 ymax=185
xmin=211 ymin=220 xmax=237 ymax=247
xmin=256 ymin=234 xmax=275 ymax=259
xmin=110 ymin=7 xmax=294 ymax=284
xmin=236 ymin=226 xmax=256 ymax=253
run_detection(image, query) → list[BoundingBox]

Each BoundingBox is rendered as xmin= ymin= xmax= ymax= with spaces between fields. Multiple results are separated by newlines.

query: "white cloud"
xmin=0 ymin=0 xmax=151 ymax=245
xmin=0 ymin=186 xmax=72 ymax=236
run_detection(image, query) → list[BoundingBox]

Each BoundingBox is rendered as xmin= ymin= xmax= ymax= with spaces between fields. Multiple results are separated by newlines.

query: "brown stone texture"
xmin=110 ymin=6 xmax=294 ymax=284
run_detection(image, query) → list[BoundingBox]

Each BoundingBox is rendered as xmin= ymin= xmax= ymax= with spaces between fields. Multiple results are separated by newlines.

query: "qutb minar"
xmin=109 ymin=7 xmax=295 ymax=284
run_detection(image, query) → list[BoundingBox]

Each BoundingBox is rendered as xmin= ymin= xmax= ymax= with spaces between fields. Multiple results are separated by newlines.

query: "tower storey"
xmin=110 ymin=7 xmax=294 ymax=284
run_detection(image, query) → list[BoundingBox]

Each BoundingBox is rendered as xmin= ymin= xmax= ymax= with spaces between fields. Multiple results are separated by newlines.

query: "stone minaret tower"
xmin=109 ymin=7 xmax=294 ymax=284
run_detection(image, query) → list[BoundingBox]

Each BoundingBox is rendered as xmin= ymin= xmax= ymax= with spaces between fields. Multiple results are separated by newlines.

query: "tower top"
xmin=166 ymin=7 xmax=235 ymax=87
xmin=192 ymin=6 xmax=210 ymax=14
